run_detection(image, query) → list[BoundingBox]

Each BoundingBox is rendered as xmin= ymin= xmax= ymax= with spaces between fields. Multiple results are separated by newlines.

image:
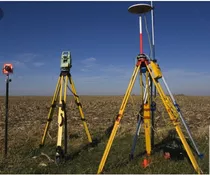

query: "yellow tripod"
xmin=40 ymin=52 xmax=92 ymax=162
xmin=97 ymin=3 xmax=203 ymax=174
xmin=97 ymin=54 xmax=202 ymax=174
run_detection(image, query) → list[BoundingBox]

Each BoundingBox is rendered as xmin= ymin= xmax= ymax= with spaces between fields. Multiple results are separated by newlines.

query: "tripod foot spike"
xmin=198 ymin=154 xmax=204 ymax=159
xmin=141 ymin=156 xmax=151 ymax=168
xmin=90 ymin=138 xmax=99 ymax=147
xmin=55 ymin=146 xmax=64 ymax=163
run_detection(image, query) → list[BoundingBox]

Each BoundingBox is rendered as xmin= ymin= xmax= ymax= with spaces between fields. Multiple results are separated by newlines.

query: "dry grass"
xmin=0 ymin=95 xmax=209 ymax=174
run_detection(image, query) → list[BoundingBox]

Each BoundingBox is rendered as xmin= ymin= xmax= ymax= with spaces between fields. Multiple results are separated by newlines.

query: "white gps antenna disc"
xmin=128 ymin=4 xmax=153 ymax=14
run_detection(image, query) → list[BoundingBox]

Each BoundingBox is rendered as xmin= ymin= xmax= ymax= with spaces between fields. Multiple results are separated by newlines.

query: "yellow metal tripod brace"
xmin=97 ymin=56 xmax=201 ymax=174
xmin=40 ymin=72 xmax=92 ymax=159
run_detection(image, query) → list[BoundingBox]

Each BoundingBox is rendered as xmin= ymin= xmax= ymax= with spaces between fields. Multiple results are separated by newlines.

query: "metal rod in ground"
xmin=130 ymin=116 xmax=143 ymax=160
xmin=4 ymin=75 xmax=9 ymax=157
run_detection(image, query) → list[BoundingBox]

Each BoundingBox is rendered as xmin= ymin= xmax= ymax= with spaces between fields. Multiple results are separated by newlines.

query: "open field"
xmin=0 ymin=95 xmax=209 ymax=174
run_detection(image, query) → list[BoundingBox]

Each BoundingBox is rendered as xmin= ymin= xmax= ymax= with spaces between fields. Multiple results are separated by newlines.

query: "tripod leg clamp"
xmin=75 ymin=100 xmax=82 ymax=107
xmin=51 ymin=101 xmax=56 ymax=108
xmin=59 ymin=114 xmax=64 ymax=126
xmin=47 ymin=118 xmax=52 ymax=122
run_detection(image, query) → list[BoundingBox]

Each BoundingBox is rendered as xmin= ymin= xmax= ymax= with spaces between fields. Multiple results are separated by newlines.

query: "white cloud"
xmin=100 ymin=64 xmax=126 ymax=74
xmin=80 ymin=57 xmax=98 ymax=70
xmin=81 ymin=57 xmax=96 ymax=64
xmin=80 ymin=68 xmax=90 ymax=72
xmin=13 ymin=60 xmax=26 ymax=68
xmin=17 ymin=76 xmax=23 ymax=79
xmin=77 ymin=75 xmax=109 ymax=82
xmin=1 ymin=53 xmax=40 ymax=69
xmin=33 ymin=62 xmax=45 ymax=67
xmin=86 ymin=57 xmax=96 ymax=62
xmin=15 ymin=53 xmax=39 ymax=63
xmin=0 ymin=53 xmax=47 ymax=73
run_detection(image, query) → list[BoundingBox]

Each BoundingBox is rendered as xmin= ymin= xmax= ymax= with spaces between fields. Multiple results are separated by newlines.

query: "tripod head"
xmin=60 ymin=51 xmax=72 ymax=72
xmin=137 ymin=53 xmax=147 ymax=60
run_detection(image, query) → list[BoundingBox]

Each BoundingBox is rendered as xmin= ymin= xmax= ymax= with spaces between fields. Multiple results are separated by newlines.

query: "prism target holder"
xmin=2 ymin=64 xmax=13 ymax=75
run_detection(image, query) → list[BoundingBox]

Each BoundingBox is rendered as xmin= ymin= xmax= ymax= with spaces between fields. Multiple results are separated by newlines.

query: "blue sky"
xmin=0 ymin=1 xmax=210 ymax=96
